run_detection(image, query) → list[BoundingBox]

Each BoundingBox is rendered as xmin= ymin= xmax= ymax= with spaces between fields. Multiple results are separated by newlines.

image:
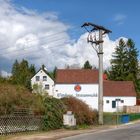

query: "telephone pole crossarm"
xmin=81 ymin=22 xmax=112 ymax=34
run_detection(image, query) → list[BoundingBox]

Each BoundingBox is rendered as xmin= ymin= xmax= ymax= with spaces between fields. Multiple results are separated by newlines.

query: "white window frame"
xmin=43 ymin=76 xmax=47 ymax=81
xmin=45 ymin=84 xmax=49 ymax=89
xmin=36 ymin=76 xmax=40 ymax=81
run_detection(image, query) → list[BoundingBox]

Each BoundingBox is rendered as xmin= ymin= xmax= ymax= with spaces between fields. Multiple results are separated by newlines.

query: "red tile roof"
xmin=56 ymin=69 xmax=99 ymax=84
xmin=103 ymin=81 xmax=136 ymax=97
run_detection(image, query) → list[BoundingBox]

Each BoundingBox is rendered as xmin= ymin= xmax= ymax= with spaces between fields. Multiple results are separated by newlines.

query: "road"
xmin=60 ymin=123 xmax=140 ymax=140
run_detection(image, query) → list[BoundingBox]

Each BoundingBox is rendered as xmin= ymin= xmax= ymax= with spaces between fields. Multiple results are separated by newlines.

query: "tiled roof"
xmin=103 ymin=81 xmax=136 ymax=97
xmin=56 ymin=69 xmax=99 ymax=84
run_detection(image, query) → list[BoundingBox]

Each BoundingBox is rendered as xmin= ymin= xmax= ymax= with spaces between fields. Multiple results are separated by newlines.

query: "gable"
xmin=31 ymin=69 xmax=54 ymax=83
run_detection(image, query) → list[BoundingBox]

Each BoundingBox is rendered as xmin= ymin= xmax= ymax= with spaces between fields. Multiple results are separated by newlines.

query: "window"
xmin=43 ymin=76 xmax=47 ymax=81
xmin=121 ymin=100 xmax=124 ymax=103
xmin=112 ymin=101 xmax=116 ymax=108
xmin=106 ymin=100 xmax=109 ymax=103
xmin=36 ymin=76 xmax=40 ymax=81
xmin=45 ymin=84 xmax=49 ymax=89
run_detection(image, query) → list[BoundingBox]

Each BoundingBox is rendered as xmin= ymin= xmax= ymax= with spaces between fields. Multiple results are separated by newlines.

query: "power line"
xmin=0 ymin=38 xmax=68 ymax=56
xmin=0 ymin=26 xmax=83 ymax=52
xmin=0 ymin=36 xmax=88 ymax=59
xmin=0 ymin=30 xmax=86 ymax=56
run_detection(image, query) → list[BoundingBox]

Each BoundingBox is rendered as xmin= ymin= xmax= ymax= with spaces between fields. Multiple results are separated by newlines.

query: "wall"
xmin=103 ymin=97 xmax=136 ymax=112
xmin=54 ymin=84 xmax=136 ymax=112
xmin=31 ymin=70 xmax=54 ymax=96
xmin=54 ymin=84 xmax=99 ymax=110
xmin=123 ymin=106 xmax=140 ymax=113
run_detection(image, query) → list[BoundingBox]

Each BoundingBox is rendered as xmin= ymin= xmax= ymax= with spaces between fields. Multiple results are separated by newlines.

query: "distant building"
xmin=54 ymin=69 xmax=136 ymax=112
xmin=31 ymin=67 xmax=54 ymax=96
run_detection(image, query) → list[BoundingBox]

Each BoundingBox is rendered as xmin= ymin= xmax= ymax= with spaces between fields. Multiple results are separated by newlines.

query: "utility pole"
xmin=82 ymin=22 xmax=111 ymax=125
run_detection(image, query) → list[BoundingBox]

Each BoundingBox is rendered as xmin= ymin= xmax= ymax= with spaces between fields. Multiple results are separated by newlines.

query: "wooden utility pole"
xmin=82 ymin=22 xmax=112 ymax=125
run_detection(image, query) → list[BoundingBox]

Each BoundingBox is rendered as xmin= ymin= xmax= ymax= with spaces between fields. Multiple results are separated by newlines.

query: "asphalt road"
xmin=60 ymin=123 xmax=140 ymax=140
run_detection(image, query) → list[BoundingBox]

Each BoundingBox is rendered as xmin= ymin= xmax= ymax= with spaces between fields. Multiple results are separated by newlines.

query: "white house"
xmin=31 ymin=67 xmax=54 ymax=96
xmin=54 ymin=69 xmax=136 ymax=112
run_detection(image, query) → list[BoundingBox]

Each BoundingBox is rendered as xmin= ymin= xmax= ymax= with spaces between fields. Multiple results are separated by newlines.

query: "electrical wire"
xmin=0 ymin=26 xmax=83 ymax=52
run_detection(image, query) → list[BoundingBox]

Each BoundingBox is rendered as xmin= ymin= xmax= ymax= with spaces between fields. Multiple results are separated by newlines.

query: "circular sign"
xmin=74 ymin=85 xmax=81 ymax=92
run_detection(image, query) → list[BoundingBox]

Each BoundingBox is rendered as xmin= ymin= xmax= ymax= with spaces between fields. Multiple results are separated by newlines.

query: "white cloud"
xmin=0 ymin=0 xmax=126 ymax=74
xmin=114 ymin=14 xmax=127 ymax=25
xmin=0 ymin=70 xmax=11 ymax=78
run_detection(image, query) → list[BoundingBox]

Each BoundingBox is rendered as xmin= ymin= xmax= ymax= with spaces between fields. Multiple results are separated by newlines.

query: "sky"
xmin=0 ymin=0 xmax=140 ymax=76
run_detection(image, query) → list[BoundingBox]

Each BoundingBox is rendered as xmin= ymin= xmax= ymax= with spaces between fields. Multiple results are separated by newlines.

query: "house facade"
xmin=31 ymin=67 xmax=54 ymax=96
xmin=54 ymin=69 xmax=136 ymax=112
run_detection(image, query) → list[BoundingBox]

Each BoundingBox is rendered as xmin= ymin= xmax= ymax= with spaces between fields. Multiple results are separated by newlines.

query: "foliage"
xmin=136 ymin=80 xmax=140 ymax=97
xmin=108 ymin=38 xmax=140 ymax=93
xmin=43 ymin=97 xmax=66 ymax=130
xmin=0 ymin=83 xmax=45 ymax=115
xmin=32 ymin=83 xmax=48 ymax=95
xmin=61 ymin=97 xmax=98 ymax=125
xmin=48 ymin=67 xmax=57 ymax=80
xmin=0 ymin=76 xmax=8 ymax=83
xmin=83 ymin=60 xmax=92 ymax=69
xmin=109 ymin=39 xmax=128 ymax=80
xmin=11 ymin=59 xmax=36 ymax=89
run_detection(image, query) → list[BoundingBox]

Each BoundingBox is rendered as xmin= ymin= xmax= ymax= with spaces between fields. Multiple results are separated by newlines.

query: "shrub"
xmin=0 ymin=83 xmax=45 ymax=115
xmin=43 ymin=97 xmax=66 ymax=130
xmin=61 ymin=97 xmax=98 ymax=125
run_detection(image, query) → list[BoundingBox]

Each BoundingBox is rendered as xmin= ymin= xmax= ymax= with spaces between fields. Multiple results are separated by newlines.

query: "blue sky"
xmin=0 ymin=0 xmax=140 ymax=75
xmin=12 ymin=0 xmax=140 ymax=45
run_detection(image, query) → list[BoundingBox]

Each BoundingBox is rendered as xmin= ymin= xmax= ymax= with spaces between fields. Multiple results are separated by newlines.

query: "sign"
xmin=57 ymin=93 xmax=98 ymax=98
xmin=74 ymin=85 xmax=81 ymax=92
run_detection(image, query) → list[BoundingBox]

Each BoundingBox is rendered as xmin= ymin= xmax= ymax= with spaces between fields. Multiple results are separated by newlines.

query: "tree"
xmin=126 ymin=39 xmax=140 ymax=93
xmin=33 ymin=83 xmax=48 ymax=95
xmin=11 ymin=59 xmax=36 ymax=89
xmin=12 ymin=60 xmax=19 ymax=82
xmin=83 ymin=60 xmax=92 ymax=69
xmin=48 ymin=67 xmax=57 ymax=80
xmin=109 ymin=39 xmax=128 ymax=80
xmin=108 ymin=38 xmax=140 ymax=93
xmin=53 ymin=66 xmax=57 ymax=79
xmin=126 ymin=39 xmax=139 ymax=80
xmin=29 ymin=64 xmax=36 ymax=76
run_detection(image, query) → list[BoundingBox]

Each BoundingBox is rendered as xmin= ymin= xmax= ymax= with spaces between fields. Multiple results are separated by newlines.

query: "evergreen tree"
xmin=29 ymin=64 xmax=36 ymax=76
xmin=48 ymin=67 xmax=57 ymax=80
xmin=11 ymin=59 xmax=36 ymax=89
xmin=126 ymin=39 xmax=140 ymax=92
xmin=126 ymin=39 xmax=139 ymax=80
xmin=83 ymin=60 xmax=92 ymax=69
xmin=109 ymin=39 xmax=128 ymax=80
xmin=12 ymin=60 xmax=20 ymax=84
xmin=53 ymin=66 xmax=57 ymax=79
xmin=108 ymin=38 xmax=140 ymax=93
